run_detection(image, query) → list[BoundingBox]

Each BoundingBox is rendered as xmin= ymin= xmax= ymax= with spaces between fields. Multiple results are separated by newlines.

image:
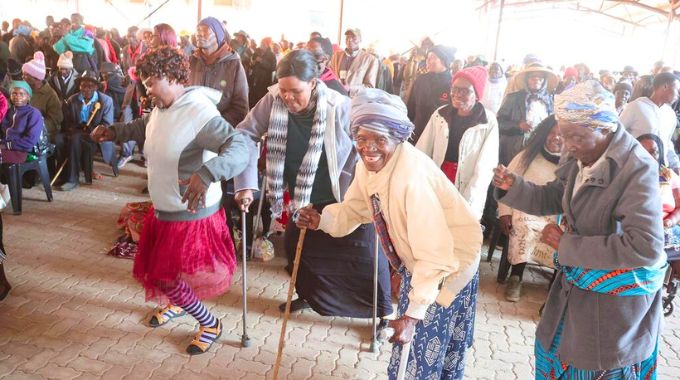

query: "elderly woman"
xmin=234 ymin=50 xmax=392 ymax=320
xmin=497 ymin=62 xmax=558 ymax=165
xmin=498 ymin=115 xmax=562 ymax=302
xmin=297 ymin=89 xmax=482 ymax=380
xmin=416 ymin=66 xmax=499 ymax=220
xmin=493 ymin=81 xmax=665 ymax=379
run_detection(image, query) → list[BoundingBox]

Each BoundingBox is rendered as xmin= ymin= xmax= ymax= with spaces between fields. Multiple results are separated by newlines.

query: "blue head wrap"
xmin=555 ymin=80 xmax=619 ymax=131
xmin=350 ymin=89 xmax=414 ymax=143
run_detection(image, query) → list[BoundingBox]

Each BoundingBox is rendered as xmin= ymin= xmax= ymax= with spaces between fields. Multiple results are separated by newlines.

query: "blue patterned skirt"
xmin=387 ymin=268 xmax=478 ymax=380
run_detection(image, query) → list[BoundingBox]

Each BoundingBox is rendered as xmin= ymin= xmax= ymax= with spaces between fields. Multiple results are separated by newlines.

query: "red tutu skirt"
xmin=133 ymin=208 xmax=236 ymax=303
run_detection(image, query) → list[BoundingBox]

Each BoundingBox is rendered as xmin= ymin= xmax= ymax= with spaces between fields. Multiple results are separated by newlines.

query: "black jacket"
xmin=497 ymin=89 xmax=554 ymax=136
xmin=62 ymin=90 xmax=114 ymax=133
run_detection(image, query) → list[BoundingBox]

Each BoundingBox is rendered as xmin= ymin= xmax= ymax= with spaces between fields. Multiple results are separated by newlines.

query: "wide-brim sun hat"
xmin=513 ymin=62 xmax=559 ymax=93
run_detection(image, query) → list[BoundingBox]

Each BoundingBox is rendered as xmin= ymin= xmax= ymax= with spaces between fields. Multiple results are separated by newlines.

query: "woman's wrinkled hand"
xmin=295 ymin=207 xmax=320 ymax=230
xmin=493 ymin=164 xmax=516 ymax=190
xmin=388 ymin=316 xmax=418 ymax=344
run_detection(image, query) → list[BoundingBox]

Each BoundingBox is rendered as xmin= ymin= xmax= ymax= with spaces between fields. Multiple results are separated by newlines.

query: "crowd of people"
xmin=1 ymin=11 xmax=679 ymax=380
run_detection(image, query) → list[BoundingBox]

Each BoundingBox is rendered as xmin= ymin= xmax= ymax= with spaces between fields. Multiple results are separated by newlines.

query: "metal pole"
xmin=337 ymin=0 xmax=345 ymax=45
xmin=197 ymin=0 xmax=203 ymax=24
xmin=493 ymin=0 xmax=506 ymax=62
xmin=662 ymin=2 xmax=675 ymax=61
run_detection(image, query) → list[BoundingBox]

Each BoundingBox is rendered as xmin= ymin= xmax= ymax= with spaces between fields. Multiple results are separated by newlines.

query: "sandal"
xmin=148 ymin=304 xmax=186 ymax=327
xmin=186 ymin=320 xmax=222 ymax=355
xmin=92 ymin=171 xmax=104 ymax=180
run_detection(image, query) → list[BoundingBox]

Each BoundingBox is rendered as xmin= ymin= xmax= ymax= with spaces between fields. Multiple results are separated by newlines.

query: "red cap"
xmin=452 ymin=66 xmax=488 ymax=100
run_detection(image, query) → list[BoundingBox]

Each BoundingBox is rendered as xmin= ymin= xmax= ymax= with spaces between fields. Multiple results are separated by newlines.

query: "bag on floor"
xmin=252 ymin=233 xmax=274 ymax=262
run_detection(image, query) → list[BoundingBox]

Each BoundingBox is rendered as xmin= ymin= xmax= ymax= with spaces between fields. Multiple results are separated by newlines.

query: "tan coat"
xmin=318 ymin=143 xmax=483 ymax=319
xmin=329 ymin=49 xmax=379 ymax=92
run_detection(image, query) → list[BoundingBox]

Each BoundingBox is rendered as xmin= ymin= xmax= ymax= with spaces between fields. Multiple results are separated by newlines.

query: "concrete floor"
xmin=1 ymin=160 xmax=679 ymax=379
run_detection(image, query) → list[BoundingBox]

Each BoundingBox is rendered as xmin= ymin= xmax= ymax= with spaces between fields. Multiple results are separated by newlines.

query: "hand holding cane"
xmin=51 ymin=102 xmax=103 ymax=187
xmin=379 ymin=327 xmax=414 ymax=380
xmin=240 ymin=198 xmax=252 ymax=348
xmin=272 ymin=204 xmax=312 ymax=380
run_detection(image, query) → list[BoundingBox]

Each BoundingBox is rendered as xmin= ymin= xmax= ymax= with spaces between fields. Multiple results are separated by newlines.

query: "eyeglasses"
xmin=451 ymin=86 xmax=473 ymax=97
xmin=354 ymin=136 xmax=392 ymax=149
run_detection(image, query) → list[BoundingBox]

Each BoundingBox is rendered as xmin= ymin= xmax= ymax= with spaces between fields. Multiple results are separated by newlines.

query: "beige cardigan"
xmin=318 ymin=143 xmax=483 ymax=319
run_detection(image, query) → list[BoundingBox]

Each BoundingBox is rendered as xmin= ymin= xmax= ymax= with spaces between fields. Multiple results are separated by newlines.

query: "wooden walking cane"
xmin=272 ymin=206 xmax=310 ymax=380
xmin=51 ymin=102 xmax=102 ymax=186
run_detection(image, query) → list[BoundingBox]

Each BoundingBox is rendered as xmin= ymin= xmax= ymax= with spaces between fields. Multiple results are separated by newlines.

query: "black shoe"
xmin=279 ymin=298 xmax=310 ymax=313
xmin=0 ymin=264 xmax=10 ymax=302
xmin=0 ymin=284 xmax=10 ymax=301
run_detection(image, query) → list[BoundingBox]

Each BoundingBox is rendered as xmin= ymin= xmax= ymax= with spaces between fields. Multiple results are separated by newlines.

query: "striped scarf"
xmin=553 ymin=217 xmax=667 ymax=296
xmin=266 ymin=81 xmax=328 ymax=218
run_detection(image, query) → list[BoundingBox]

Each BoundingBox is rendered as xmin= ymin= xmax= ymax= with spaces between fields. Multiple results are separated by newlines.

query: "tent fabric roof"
xmin=478 ymin=0 xmax=679 ymax=27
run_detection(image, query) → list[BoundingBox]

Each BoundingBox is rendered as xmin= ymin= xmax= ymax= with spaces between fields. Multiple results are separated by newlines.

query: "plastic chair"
xmin=1 ymin=153 xmax=53 ymax=215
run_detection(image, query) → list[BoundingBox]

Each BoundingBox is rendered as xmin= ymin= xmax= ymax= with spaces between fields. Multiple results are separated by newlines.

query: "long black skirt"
xmin=284 ymin=208 xmax=393 ymax=318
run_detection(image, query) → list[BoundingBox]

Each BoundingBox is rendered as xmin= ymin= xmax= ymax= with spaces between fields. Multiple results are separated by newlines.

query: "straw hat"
xmin=513 ymin=62 xmax=559 ymax=92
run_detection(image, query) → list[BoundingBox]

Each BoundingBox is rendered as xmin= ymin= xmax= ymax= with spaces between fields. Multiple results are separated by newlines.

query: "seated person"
xmin=1 ymin=82 xmax=44 ymax=165
xmin=498 ymin=115 xmax=562 ymax=302
xmin=57 ymin=71 xmax=116 ymax=191
xmin=48 ymin=52 xmax=80 ymax=103
xmin=101 ymin=62 xmax=136 ymax=169
xmin=637 ymin=133 xmax=680 ymax=278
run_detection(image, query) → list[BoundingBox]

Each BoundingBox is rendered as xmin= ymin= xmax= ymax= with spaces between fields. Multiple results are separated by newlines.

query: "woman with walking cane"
xmin=296 ymin=88 xmax=483 ymax=380
xmin=233 ymin=50 xmax=392 ymax=321
xmin=91 ymin=46 xmax=249 ymax=355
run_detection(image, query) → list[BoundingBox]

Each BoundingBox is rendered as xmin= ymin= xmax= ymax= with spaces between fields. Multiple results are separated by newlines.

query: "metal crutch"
xmin=370 ymin=232 xmax=380 ymax=353
xmin=240 ymin=199 xmax=251 ymax=348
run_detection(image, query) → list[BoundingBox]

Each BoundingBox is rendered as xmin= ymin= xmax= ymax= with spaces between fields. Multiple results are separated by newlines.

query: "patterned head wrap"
xmin=350 ymin=89 xmax=414 ymax=143
xmin=554 ymin=80 xmax=618 ymax=132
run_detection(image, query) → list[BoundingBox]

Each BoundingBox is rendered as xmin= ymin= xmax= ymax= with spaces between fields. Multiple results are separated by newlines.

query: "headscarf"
xmin=350 ymin=88 xmax=414 ymax=143
xmin=554 ymin=80 xmax=618 ymax=132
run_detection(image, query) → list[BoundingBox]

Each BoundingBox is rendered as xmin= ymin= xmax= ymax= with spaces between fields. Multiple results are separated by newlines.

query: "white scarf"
xmin=266 ymin=80 xmax=328 ymax=218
